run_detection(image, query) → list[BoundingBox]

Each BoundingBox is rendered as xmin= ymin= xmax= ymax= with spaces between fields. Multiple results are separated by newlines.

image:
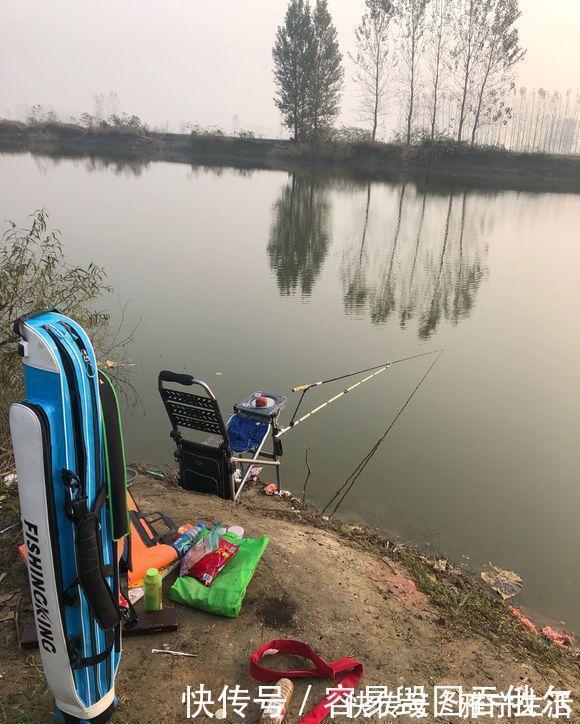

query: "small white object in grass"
xmin=3 ymin=474 xmax=17 ymax=486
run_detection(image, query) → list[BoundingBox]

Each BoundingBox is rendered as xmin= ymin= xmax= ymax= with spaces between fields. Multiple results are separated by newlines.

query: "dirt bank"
xmin=1 ymin=120 xmax=580 ymax=194
xmin=0 ymin=473 xmax=578 ymax=723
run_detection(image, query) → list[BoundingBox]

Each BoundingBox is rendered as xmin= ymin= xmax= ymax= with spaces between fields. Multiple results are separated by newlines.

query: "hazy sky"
xmin=1 ymin=0 xmax=578 ymax=136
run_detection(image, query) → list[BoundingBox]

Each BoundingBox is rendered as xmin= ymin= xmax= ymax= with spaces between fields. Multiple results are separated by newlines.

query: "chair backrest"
xmin=158 ymin=370 xmax=230 ymax=444
xmin=158 ymin=371 xmax=234 ymax=499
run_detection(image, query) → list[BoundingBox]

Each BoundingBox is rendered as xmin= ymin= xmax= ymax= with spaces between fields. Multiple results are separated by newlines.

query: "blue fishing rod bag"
xmin=9 ymin=311 xmax=130 ymax=723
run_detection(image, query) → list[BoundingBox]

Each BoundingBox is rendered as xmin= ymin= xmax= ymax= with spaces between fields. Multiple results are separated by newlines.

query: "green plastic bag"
xmin=170 ymin=534 xmax=269 ymax=617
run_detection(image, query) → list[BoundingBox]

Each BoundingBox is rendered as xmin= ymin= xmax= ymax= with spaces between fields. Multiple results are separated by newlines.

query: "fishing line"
xmin=278 ymin=349 xmax=442 ymax=438
xmin=289 ymin=388 xmax=308 ymax=426
xmin=320 ymin=350 xmax=443 ymax=517
xmin=292 ymin=349 xmax=443 ymax=391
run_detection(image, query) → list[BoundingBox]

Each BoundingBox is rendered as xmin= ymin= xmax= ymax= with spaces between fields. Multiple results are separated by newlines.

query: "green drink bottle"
xmin=143 ymin=567 xmax=162 ymax=611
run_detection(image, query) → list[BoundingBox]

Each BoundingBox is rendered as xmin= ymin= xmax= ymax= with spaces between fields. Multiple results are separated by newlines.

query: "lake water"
xmin=1 ymin=152 xmax=579 ymax=632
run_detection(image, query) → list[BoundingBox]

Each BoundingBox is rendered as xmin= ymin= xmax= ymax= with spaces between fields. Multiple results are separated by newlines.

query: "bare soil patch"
xmin=0 ymin=475 xmax=578 ymax=723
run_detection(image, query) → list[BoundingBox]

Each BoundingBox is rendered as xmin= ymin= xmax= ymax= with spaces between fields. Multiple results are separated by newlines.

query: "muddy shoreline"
xmin=0 ymin=469 xmax=578 ymax=722
xmin=2 ymin=120 xmax=580 ymax=194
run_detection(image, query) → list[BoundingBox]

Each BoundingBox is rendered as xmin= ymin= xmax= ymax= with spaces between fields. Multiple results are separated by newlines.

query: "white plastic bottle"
xmin=261 ymin=679 xmax=294 ymax=723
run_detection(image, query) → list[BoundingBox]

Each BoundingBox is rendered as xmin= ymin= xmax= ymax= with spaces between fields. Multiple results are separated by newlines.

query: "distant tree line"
xmin=10 ymin=14 xmax=579 ymax=156
xmin=273 ymin=0 xmax=580 ymax=152
xmin=467 ymin=88 xmax=580 ymax=154
xmin=21 ymin=92 xmax=148 ymax=133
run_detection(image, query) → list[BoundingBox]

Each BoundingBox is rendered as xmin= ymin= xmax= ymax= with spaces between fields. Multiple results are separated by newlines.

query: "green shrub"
xmin=332 ymin=126 xmax=373 ymax=144
xmin=190 ymin=124 xmax=225 ymax=139
xmin=0 ymin=210 xmax=112 ymax=474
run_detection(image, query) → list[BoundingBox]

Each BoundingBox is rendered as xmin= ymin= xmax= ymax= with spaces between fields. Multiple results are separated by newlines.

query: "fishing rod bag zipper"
xmin=9 ymin=311 xmax=130 ymax=724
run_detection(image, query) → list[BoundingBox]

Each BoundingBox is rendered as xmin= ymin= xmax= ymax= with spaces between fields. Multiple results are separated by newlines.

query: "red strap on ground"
xmin=249 ymin=639 xmax=363 ymax=724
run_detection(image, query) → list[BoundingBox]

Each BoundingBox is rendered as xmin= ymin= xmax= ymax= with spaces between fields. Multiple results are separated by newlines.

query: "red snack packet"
xmin=190 ymin=538 xmax=239 ymax=587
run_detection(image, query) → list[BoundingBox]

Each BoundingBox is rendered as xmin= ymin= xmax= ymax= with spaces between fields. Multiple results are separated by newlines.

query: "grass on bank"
xmin=250 ymin=500 xmax=573 ymax=670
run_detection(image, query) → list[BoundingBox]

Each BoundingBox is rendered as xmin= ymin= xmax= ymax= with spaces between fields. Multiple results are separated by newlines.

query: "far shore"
xmin=1 ymin=119 xmax=579 ymax=194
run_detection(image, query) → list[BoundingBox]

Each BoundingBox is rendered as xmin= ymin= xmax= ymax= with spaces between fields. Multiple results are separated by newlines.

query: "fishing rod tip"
xmin=292 ymin=384 xmax=310 ymax=393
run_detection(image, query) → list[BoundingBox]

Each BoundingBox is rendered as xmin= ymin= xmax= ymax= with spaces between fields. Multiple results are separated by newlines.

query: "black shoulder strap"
xmin=98 ymin=370 xmax=130 ymax=540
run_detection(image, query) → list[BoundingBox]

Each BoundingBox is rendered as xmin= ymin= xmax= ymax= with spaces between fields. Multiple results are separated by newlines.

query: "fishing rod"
xmin=321 ymin=349 xmax=443 ymax=517
xmin=275 ymin=349 xmax=442 ymax=439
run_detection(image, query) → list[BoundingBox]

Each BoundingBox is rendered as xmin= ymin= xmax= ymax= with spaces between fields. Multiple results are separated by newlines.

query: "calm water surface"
xmin=1 ymin=152 xmax=579 ymax=631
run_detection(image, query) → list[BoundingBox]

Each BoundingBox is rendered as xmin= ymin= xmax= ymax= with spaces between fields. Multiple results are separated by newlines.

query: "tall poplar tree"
xmin=469 ymin=0 xmax=525 ymax=144
xmin=308 ymin=0 xmax=344 ymax=138
xmin=351 ymin=0 xmax=395 ymax=141
xmin=272 ymin=0 xmax=315 ymax=141
xmin=451 ymin=0 xmax=491 ymax=142
xmin=397 ymin=0 xmax=431 ymax=144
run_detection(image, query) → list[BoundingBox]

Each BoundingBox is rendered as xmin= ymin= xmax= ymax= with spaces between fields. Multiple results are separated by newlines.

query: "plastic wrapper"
xmin=189 ymin=538 xmax=239 ymax=587
xmin=179 ymin=523 xmax=221 ymax=578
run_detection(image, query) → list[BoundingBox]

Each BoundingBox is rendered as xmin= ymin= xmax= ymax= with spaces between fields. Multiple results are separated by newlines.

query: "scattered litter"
xmin=262 ymin=678 xmax=294 ymax=722
xmin=179 ymin=524 xmax=221 ymax=578
xmin=3 ymin=474 xmax=16 ymax=487
xmin=250 ymin=640 xmax=363 ymax=723
xmin=0 ymin=522 xmax=19 ymax=535
xmin=542 ymin=626 xmax=575 ymax=647
xmin=101 ymin=358 xmax=136 ymax=369
xmin=433 ymin=559 xmax=448 ymax=572
xmin=249 ymin=465 xmax=262 ymax=481
xmin=151 ymin=648 xmax=197 ymax=658
xmin=262 ymin=483 xmax=278 ymax=496
xmin=145 ymin=470 xmax=165 ymax=479
xmin=279 ymin=490 xmax=292 ymax=499
xmin=125 ymin=467 xmax=138 ymax=486
xmin=509 ymin=606 xmax=539 ymax=635
xmin=480 ymin=564 xmax=523 ymax=600
xmin=172 ymin=523 xmax=207 ymax=556
xmin=172 ymin=535 xmax=269 ymax=617
xmin=190 ymin=538 xmax=239 ymax=587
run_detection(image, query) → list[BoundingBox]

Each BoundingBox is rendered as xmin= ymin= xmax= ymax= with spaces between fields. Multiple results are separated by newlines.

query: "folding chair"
xmin=158 ymin=371 xmax=285 ymax=500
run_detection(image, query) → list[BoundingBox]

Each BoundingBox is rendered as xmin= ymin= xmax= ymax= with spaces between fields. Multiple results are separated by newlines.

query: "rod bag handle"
xmin=75 ymin=513 xmax=121 ymax=632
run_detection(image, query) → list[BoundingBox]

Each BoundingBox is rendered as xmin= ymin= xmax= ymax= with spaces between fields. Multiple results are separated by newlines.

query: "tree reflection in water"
xmin=268 ymin=174 xmax=331 ymax=297
xmin=341 ymin=183 xmax=489 ymax=338
xmin=270 ymin=173 xmax=489 ymax=338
